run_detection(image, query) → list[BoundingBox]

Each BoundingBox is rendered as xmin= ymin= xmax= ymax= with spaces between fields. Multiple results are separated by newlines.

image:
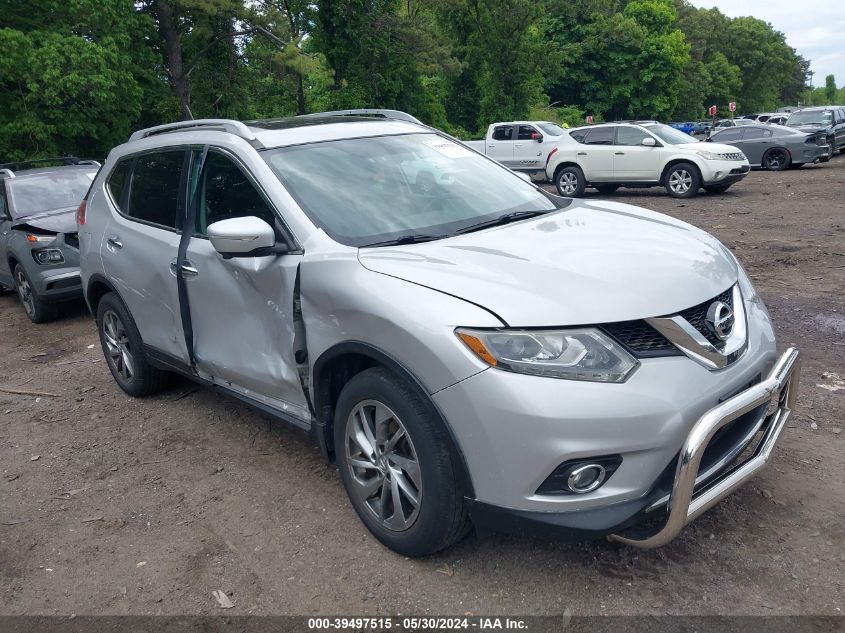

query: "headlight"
xmin=696 ymin=150 xmax=722 ymax=160
xmin=32 ymin=248 xmax=65 ymax=265
xmin=456 ymin=327 xmax=638 ymax=382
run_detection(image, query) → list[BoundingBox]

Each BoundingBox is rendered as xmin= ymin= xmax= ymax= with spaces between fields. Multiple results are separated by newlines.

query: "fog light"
xmin=567 ymin=464 xmax=607 ymax=493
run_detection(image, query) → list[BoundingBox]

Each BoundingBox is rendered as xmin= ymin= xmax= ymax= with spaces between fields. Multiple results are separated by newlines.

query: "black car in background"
xmin=785 ymin=106 xmax=845 ymax=160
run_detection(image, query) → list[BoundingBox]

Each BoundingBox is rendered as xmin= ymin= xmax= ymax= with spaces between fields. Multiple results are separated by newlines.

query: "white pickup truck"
xmin=464 ymin=121 xmax=567 ymax=175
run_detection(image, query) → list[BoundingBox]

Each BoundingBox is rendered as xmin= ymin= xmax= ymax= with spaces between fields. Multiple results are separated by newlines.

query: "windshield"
xmin=8 ymin=170 xmax=97 ymax=218
xmin=643 ymin=124 xmax=698 ymax=145
xmin=537 ymin=122 xmax=566 ymax=136
xmin=787 ymin=110 xmax=833 ymax=127
xmin=262 ymin=133 xmax=565 ymax=246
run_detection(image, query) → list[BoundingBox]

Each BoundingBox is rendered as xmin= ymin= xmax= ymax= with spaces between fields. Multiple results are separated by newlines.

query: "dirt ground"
xmin=1 ymin=157 xmax=843 ymax=617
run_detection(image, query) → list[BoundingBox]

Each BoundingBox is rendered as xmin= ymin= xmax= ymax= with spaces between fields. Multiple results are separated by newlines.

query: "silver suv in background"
xmin=79 ymin=113 xmax=800 ymax=556
xmin=0 ymin=158 xmax=100 ymax=322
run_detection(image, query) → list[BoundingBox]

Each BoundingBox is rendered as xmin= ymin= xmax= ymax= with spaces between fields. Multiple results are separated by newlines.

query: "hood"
xmin=12 ymin=207 xmax=78 ymax=234
xmin=789 ymin=124 xmax=827 ymax=133
xmin=358 ymin=201 xmax=738 ymax=326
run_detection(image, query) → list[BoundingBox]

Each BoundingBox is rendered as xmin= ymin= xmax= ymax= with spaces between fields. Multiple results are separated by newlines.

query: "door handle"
xmin=615 ymin=152 xmax=625 ymax=155
xmin=577 ymin=152 xmax=587 ymax=156
xmin=106 ymin=236 xmax=123 ymax=249
xmin=170 ymin=260 xmax=199 ymax=277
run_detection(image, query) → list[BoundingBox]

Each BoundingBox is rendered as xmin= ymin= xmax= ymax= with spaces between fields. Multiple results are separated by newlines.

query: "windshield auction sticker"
xmin=422 ymin=137 xmax=475 ymax=159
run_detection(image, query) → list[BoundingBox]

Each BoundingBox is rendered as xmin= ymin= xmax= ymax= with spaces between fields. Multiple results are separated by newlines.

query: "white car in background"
xmin=545 ymin=122 xmax=751 ymax=198
xmin=464 ymin=121 xmax=568 ymax=176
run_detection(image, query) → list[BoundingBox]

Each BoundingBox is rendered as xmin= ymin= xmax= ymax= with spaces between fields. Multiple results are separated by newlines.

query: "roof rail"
xmin=297 ymin=109 xmax=423 ymax=125
xmin=0 ymin=156 xmax=88 ymax=171
xmin=0 ymin=168 xmax=14 ymax=179
xmin=128 ymin=119 xmax=259 ymax=143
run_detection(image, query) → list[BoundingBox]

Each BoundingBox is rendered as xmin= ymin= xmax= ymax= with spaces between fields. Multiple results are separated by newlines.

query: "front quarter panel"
xmin=300 ymin=246 xmax=503 ymax=396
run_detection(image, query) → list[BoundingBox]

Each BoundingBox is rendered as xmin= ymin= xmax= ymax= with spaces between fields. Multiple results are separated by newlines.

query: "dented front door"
xmin=182 ymin=148 xmax=310 ymax=424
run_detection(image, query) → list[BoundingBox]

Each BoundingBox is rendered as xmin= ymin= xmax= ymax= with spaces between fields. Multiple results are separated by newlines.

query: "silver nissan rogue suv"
xmin=79 ymin=112 xmax=800 ymax=556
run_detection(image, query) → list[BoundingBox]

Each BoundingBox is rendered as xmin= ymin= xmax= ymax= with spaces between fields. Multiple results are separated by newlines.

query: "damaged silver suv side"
xmin=80 ymin=113 xmax=800 ymax=556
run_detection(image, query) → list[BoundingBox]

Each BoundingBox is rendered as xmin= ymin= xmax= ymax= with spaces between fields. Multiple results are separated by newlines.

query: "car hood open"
xmin=12 ymin=207 xmax=78 ymax=234
xmin=358 ymin=201 xmax=738 ymax=326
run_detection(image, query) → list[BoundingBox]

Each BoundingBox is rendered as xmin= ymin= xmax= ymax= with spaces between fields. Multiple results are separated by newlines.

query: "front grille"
xmin=719 ymin=152 xmax=745 ymax=161
xmin=677 ymin=287 xmax=733 ymax=349
xmin=64 ymin=233 xmax=79 ymax=249
xmin=602 ymin=320 xmax=680 ymax=357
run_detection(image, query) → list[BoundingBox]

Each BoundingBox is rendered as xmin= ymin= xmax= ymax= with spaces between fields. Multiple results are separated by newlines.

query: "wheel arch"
xmin=85 ymin=273 xmax=123 ymax=317
xmin=311 ymin=340 xmax=476 ymax=498
xmin=552 ymin=160 xmax=586 ymax=183
xmin=659 ymin=158 xmax=702 ymax=186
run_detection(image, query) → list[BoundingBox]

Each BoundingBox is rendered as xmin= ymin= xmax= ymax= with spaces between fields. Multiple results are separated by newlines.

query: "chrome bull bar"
xmin=610 ymin=347 xmax=801 ymax=548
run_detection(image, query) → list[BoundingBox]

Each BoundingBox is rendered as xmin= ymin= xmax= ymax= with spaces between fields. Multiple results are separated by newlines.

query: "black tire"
xmin=334 ymin=367 xmax=470 ymax=557
xmin=761 ymin=147 xmax=790 ymax=171
xmin=819 ymin=138 xmax=834 ymax=162
xmin=703 ymin=183 xmax=732 ymax=194
xmin=594 ymin=184 xmax=619 ymax=195
xmin=787 ymin=163 xmax=805 ymax=169
xmin=96 ymin=292 xmax=169 ymax=397
xmin=664 ymin=162 xmax=701 ymax=198
xmin=554 ymin=165 xmax=586 ymax=197
xmin=13 ymin=264 xmax=56 ymax=324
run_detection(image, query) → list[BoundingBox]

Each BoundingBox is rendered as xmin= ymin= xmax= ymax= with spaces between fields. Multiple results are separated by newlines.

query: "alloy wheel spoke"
xmin=386 ymin=475 xmax=408 ymax=530
xmin=388 ymin=453 xmax=421 ymax=489
xmin=390 ymin=467 xmax=419 ymax=508
xmin=121 ymin=349 xmax=134 ymax=377
xmin=383 ymin=427 xmax=405 ymax=454
xmin=354 ymin=473 xmax=384 ymax=502
xmin=348 ymin=457 xmax=379 ymax=470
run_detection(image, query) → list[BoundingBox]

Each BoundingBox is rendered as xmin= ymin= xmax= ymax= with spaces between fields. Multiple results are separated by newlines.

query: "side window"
xmin=570 ymin=129 xmax=588 ymax=143
xmin=106 ymin=159 xmax=132 ymax=211
xmin=712 ymin=128 xmax=743 ymax=142
xmin=492 ymin=125 xmax=514 ymax=141
xmin=517 ymin=125 xmax=538 ymax=140
xmin=616 ymin=127 xmax=652 ymax=146
xmin=583 ymin=127 xmax=614 ymax=145
xmin=126 ymin=151 xmax=185 ymax=230
xmin=194 ymin=151 xmax=277 ymax=236
xmin=742 ymin=128 xmax=771 ymax=139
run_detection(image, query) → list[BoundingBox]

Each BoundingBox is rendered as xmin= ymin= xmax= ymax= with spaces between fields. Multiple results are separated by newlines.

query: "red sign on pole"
xmin=585 ymin=115 xmax=594 ymax=124
xmin=708 ymin=105 xmax=718 ymax=117
xmin=728 ymin=102 xmax=737 ymax=112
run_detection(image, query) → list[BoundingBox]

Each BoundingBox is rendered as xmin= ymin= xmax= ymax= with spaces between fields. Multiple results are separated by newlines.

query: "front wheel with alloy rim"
xmin=96 ymin=292 xmax=169 ymax=397
xmin=762 ymin=147 xmax=790 ymax=171
xmin=14 ymin=264 xmax=56 ymax=323
xmin=554 ymin=166 xmax=586 ymax=197
xmin=664 ymin=163 xmax=701 ymax=198
xmin=334 ymin=367 xmax=469 ymax=556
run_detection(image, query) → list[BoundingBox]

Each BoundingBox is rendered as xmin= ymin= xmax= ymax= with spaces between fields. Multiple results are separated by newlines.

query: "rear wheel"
xmin=14 ymin=264 xmax=56 ymax=324
xmin=664 ymin=163 xmax=701 ymax=198
xmin=555 ymin=166 xmax=586 ymax=197
xmin=334 ymin=367 xmax=469 ymax=557
xmin=96 ymin=292 xmax=169 ymax=397
xmin=762 ymin=148 xmax=790 ymax=171
xmin=594 ymin=184 xmax=619 ymax=195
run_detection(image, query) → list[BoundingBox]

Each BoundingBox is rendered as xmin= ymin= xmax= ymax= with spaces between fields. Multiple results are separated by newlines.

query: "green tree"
xmin=0 ymin=0 xmax=146 ymax=160
xmin=824 ymin=75 xmax=837 ymax=104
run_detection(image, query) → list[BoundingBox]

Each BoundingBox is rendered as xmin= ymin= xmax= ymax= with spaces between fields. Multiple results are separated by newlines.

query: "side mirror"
xmin=533 ymin=133 xmax=544 ymax=143
xmin=207 ymin=216 xmax=281 ymax=258
xmin=641 ymin=137 xmax=657 ymax=147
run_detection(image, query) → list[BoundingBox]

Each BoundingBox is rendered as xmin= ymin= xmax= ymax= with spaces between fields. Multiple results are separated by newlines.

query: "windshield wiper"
xmin=453 ymin=210 xmax=549 ymax=235
xmin=363 ymin=233 xmax=444 ymax=248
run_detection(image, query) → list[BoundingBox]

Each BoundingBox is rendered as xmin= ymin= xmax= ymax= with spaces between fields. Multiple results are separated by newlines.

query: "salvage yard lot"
xmin=1 ymin=158 xmax=843 ymax=616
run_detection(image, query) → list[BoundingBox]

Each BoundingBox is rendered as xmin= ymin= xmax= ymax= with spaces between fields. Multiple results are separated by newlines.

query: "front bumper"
xmin=466 ymin=348 xmax=800 ymax=546
xmin=702 ymin=161 xmax=750 ymax=185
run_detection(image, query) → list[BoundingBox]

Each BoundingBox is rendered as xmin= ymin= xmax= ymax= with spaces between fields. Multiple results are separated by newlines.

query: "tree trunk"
xmin=155 ymin=1 xmax=192 ymax=120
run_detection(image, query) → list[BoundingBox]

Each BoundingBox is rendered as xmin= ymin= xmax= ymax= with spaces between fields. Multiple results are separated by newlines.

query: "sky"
xmin=688 ymin=1 xmax=845 ymax=87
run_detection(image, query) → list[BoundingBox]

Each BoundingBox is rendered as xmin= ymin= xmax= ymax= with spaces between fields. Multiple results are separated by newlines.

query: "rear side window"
xmin=583 ymin=127 xmax=614 ymax=145
xmin=193 ymin=151 xmax=277 ymax=235
xmin=126 ymin=151 xmax=185 ymax=229
xmin=107 ymin=159 xmax=132 ymax=210
xmin=0 ymin=183 xmax=8 ymax=219
xmin=711 ymin=128 xmax=742 ymax=142
xmin=492 ymin=126 xmax=514 ymax=141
